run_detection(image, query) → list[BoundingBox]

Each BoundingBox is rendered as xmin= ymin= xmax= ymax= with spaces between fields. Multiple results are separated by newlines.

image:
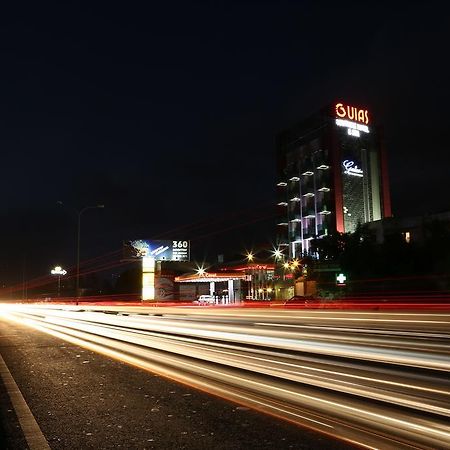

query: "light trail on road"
xmin=1 ymin=304 xmax=450 ymax=449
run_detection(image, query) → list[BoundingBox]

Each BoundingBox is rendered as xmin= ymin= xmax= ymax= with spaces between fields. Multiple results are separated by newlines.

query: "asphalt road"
xmin=0 ymin=317 xmax=349 ymax=450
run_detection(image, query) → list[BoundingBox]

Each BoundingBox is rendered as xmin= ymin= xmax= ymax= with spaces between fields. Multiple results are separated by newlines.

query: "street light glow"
xmin=51 ymin=266 xmax=67 ymax=275
xmin=273 ymin=248 xmax=283 ymax=259
xmin=51 ymin=266 xmax=67 ymax=297
xmin=196 ymin=266 xmax=206 ymax=276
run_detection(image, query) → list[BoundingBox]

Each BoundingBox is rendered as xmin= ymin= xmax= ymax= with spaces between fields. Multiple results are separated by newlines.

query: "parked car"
xmin=196 ymin=295 xmax=216 ymax=305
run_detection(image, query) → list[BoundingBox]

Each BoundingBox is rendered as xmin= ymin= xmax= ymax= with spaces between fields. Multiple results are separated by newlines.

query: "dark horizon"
xmin=1 ymin=1 xmax=449 ymax=284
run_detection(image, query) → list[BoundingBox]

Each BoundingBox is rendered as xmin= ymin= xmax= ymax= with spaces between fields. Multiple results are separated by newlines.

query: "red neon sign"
xmin=335 ymin=102 xmax=369 ymax=125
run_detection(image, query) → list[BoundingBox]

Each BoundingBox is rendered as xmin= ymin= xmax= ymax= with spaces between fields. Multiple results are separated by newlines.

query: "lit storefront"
xmin=175 ymin=271 xmax=247 ymax=303
xmin=175 ymin=263 xmax=276 ymax=302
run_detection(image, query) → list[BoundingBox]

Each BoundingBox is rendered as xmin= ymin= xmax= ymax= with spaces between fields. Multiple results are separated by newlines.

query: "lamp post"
xmin=57 ymin=202 xmax=104 ymax=298
xmin=76 ymin=205 xmax=105 ymax=297
xmin=51 ymin=266 xmax=67 ymax=297
xmin=246 ymin=252 xmax=254 ymax=300
xmin=272 ymin=248 xmax=284 ymax=301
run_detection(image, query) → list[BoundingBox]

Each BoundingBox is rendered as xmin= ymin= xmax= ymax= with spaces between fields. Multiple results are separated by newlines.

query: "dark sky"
xmin=1 ymin=1 xmax=449 ymax=281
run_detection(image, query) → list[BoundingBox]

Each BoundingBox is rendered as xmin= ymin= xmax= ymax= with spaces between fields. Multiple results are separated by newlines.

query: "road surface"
xmin=1 ymin=303 xmax=450 ymax=449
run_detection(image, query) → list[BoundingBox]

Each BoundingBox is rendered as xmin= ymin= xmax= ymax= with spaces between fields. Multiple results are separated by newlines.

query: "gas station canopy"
xmin=175 ymin=272 xmax=247 ymax=283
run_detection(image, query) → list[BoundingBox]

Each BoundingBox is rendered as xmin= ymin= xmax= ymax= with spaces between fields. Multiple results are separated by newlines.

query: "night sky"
xmin=1 ymin=2 xmax=449 ymax=282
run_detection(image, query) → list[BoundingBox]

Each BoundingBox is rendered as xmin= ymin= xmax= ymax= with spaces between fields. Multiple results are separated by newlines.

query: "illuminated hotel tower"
xmin=275 ymin=102 xmax=391 ymax=258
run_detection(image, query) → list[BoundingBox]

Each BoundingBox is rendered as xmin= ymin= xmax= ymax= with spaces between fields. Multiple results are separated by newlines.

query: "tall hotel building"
xmin=276 ymin=102 xmax=392 ymax=258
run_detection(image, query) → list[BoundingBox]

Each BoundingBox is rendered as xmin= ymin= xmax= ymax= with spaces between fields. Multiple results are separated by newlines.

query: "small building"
xmin=175 ymin=260 xmax=276 ymax=303
xmin=366 ymin=211 xmax=450 ymax=244
xmin=175 ymin=270 xmax=247 ymax=303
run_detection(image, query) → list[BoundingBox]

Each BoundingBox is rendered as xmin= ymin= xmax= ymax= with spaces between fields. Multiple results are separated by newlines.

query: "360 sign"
xmin=172 ymin=240 xmax=189 ymax=249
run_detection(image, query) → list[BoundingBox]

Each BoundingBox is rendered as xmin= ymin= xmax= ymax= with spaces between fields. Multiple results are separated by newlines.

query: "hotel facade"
xmin=276 ymin=102 xmax=391 ymax=258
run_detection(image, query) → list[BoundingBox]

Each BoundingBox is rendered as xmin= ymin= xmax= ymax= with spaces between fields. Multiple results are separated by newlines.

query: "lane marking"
xmin=0 ymin=352 xmax=51 ymax=450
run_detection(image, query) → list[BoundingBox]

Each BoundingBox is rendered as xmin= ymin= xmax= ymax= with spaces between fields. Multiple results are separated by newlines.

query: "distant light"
xmin=51 ymin=266 xmax=67 ymax=275
xmin=273 ymin=249 xmax=283 ymax=259
xmin=246 ymin=252 xmax=254 ymax=262
xmin=196 ymin=266 xmax=206 ymax=276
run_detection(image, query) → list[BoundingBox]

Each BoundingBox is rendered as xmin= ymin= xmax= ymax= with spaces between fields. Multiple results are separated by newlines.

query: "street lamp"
xmin=272 ymin=248 xmax=283 ymax=260
xmin=245 ymin=251 xmax=255 ymax=300
xmin=57 ymin=202 xmax=104 ymax=297
xmin=76 ymin=205 xmax=104 ymax=297
xmin=196 ymin=266 xmax=206 ymax=277
xmin=51 ymin=266 xmax=67 ymax=297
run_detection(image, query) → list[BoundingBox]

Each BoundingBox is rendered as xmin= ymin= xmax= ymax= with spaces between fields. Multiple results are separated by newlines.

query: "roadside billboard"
xmin=123 ymin=239 xmax=190 ymax=262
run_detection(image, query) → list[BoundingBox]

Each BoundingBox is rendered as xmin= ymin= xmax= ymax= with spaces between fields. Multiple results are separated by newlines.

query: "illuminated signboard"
xmin=335 ymin=102 xmax=369 ymax=125
xmin=124 ymin=239 xmax=190 ymax=261
xmin=342 ymin=160 xmax=363 ymax=177
xmin=335 ymin=119 xmax=369 ymax=136
xmin=334 ymin=103 xmax=370 ymax=137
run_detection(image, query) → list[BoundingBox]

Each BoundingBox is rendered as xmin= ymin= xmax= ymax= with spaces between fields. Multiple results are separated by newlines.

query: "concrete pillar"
xmin=228 ymin=279 xmax=234 ymax=304
xmin=142 ymin=256 xmax=155 ymax=301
